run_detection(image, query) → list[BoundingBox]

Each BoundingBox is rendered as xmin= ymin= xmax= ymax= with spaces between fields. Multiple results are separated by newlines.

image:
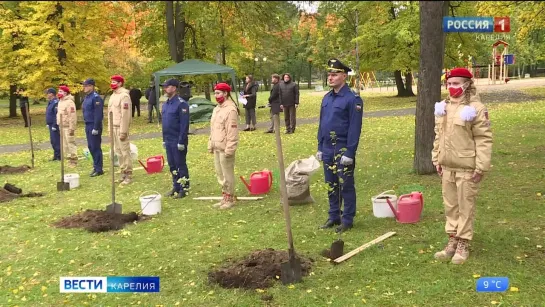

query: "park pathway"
xmin=0 ymin=107 xmax=415 ymax=154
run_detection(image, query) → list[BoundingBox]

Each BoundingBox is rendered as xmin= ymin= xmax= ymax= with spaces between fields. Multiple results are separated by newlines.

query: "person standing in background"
xmin=265 ymin=74 xmax=281 ymax=133
xmin=145 ymin=81 xmax=161 ymax=123
xmin=279 ymin=73 xmax=300 ymax=134
xmin=129 ymin=86 xmax=142 ymax=118
xmin=18 ymin=88 xmax=31 ymax=127
xmin=242 ymin=75 xmax=258 ymax=131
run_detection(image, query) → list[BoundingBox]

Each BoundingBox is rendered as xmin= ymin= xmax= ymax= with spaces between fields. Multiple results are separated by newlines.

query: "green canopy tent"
xmin=152 ymin=59 xmax=239 ymax=108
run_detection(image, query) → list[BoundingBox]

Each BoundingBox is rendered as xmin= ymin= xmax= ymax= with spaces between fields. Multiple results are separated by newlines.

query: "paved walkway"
xmin=0 ymin=107 xmax=416 ymax=154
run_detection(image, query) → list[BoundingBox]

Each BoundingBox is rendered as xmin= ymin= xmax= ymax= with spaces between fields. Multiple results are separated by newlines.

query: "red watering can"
xmin=386 ymin=192 xmax=424 ymax=224
xmin=240 ymin=170 xmax=273 ymax=195
xmin=138 ymin=155 xmax=165 ymax=174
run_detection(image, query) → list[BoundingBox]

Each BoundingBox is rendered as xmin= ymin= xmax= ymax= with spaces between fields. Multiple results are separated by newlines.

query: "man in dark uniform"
xmin=317 ymin=58 xmax=364 ymax=233
xmin=145 ymin=81 xmax=161 ymax=123
xmin=265 ymin=73 xmax=281 ymax=133
xmin=45 ymin=88 xmax=60 ymax=161
xmin=161 ymin=78 xmax=190 ymax=198
xmin=129 ymin=87 xmax=143 ymax=117
xmin=18 ymin=89 xmax=31 ymax=127
xmin=82 ymin=78 xmax=105 ymax=177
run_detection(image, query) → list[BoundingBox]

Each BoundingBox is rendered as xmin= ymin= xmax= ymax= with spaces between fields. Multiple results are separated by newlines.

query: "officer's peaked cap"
xmin=161 ymin=78 xmax=180 ymax=87
xmin=327 ymin=58 xmax=352 ymax=73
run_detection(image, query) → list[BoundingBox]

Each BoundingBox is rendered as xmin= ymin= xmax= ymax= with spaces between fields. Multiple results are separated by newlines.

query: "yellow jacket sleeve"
xmin=431 ymin=116 xmax=442 ymax=166
xmin=224 ymin=109 xmax=239 ymax=156
xmin=472 ymin=106 xmax=493 ymax=173
xmin=120 ymin=95 xmax=132 ymax=134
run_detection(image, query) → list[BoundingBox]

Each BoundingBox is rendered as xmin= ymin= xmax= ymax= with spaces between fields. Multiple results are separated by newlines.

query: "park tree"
xmin=414 ymin=1 xmax=449 ymax=175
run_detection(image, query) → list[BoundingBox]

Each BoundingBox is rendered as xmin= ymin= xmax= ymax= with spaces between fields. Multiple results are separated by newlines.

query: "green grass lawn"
xmin=1 ymin=95 xmax=544 ymax=306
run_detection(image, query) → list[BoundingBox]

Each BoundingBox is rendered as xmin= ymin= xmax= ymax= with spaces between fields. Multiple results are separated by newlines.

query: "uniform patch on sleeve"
xmin=355 ymin=103 xmax=362 ymax=112
xmin=484 ymin=109 xmax=489 ymax=120
xmin=70 ymin=107 xmax=75 ymax=113
xmin=231 ymin=124 xmax=237 ymax=128
xmin=484 ymin=109 xmax=491 ymax=127
xmin=182 ymin=108 xmax=187 ymax=113
xmin=123 ymin=103 xmax=129 ymax=109
xmin=96 ymin=101 xmax=101 ymax=105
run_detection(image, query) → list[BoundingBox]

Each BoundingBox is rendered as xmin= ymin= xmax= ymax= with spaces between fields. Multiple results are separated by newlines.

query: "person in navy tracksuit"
xmin=82 ymin=78 xmax=105 ymax=177
xmin=45 ymin=88 xmax=60 ymax=161
xmin=316 ymin=58 xmax=364 ymax=233
xmin=161 ymin=78 xmax=190 ymax=198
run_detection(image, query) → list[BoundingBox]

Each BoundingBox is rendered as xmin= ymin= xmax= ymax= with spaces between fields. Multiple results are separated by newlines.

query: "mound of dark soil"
xmin=208 ymin=248 xmax=313 ymax=289
xmin=0 ymin=187 xmax=44 ymax=203
xmin=0 ymin=165 xmax=31 ymax=174
xmin=53 ymin=209 xmax=145 ymax=233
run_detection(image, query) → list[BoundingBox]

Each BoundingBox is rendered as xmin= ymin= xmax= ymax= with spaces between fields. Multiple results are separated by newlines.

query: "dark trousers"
xmin=166 ymin=143 xmax=189 ymax=193
xmin=323 ymin=159 xmax=356 ymax=225
xmin=21 ymin=106 xmax=30 ymax=127
xmin=284 ymin=105 xmax=296 ymax=132
xmin=148 ymin=103 xmax=161 ymax=122
xmin=49 ymin=125 xmax=61 ymax=160
xmin=245 ymin=108 xmax=256 ymax=126
xmin=85 ymin=124 xmax=103 ymax=173
xmin=132 ymin=100 xmax=141 ymax=117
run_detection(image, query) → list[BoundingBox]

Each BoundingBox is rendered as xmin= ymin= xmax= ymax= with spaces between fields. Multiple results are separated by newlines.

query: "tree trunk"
xmin=405 ymin=71 xmax=415 ymax=96
xmin=354 ymin=10 xmax=360 ymax=96
xmin=174 ymin=1 xmax=185 ymax=62
xmin=74 ymin=92 xmax=81 ymax=110
xmin=308 ymin=61 xmax=312 ymax=89
xmin=9 ymin=84 xmax=17 ymax=118
xmin=414 ymin=0 xmax=448 ymax=175
xmin=204 ymin=83 xmax=211 ymax=100
xmin=166 ymin=1 xmax=177 ymax=62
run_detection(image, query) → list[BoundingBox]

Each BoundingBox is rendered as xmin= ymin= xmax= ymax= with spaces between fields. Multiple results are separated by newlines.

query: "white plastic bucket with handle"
xmin=139 ymin=191 xmax=162 ymax=215
xmin=371 ymin=190 xmax=398 ymax=218
xmin=63 ymin=174 xmax=80 ymax=189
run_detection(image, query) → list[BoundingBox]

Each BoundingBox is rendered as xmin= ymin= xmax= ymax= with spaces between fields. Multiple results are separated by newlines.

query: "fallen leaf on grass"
xmin=510 ymin=287 xmax=519 ymax=292
xmin=473 ymin=274 xmax=481 ymax=278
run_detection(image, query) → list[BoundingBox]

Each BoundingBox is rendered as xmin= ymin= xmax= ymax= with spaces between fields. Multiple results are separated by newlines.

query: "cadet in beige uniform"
xmin=432 ymin=68 xmax=493 ymax=264
xmin=208 ymin=83 xmax=239 ymax=209
xmin=56 ymin=85 xmax=78 ymax=168
xmin=108 ymin=75 xmax=133 ymax=185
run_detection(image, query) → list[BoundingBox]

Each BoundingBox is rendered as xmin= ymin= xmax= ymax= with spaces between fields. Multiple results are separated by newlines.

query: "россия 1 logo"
xmin=443 ymin=17 xmax=510 ymax=33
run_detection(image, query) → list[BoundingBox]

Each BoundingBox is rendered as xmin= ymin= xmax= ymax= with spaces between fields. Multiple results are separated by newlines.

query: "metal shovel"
xmin=56 ymin=114 xmax=70 ymax=191
xmin=106 ymin=112 xmax=122 ymax=214
xmin=273 ymin=114 xmax=303 ymax=284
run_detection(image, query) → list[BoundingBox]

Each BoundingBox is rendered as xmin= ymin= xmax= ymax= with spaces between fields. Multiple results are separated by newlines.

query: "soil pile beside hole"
xmin=0 ymin=188 xmax=45 ymax=203
xmin=208 ymin=248 xmax=313 ymax=289
xmin=53 ymin=209 xmax=143 ymax=232
xmin=0 ymin=165 xmax=31 ymax=174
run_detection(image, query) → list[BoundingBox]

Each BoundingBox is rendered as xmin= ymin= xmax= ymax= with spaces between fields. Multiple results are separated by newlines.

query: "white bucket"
xmin=139 ymin=191 xmax=161 ymax=215
xmin=371 ymin=190 xmax=398 ymax=218
xmin=64 ymin=173 xmax=80 ymax=189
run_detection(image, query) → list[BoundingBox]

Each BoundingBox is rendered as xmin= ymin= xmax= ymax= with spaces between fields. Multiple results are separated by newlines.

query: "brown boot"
xmin=434 ymin=235 xmax=459 ymax=261
xmin=219 ymin=194 xmax=235 ymax=210
xmin=451 ymin=238 xmax=470 ymax=264
xmin=116 ymin=172 xmax=126 ymax=183
xmin=121 ymin=172 xmax=132 ymax=185
xmin=213 ymin=192 xmax=227 ymax=208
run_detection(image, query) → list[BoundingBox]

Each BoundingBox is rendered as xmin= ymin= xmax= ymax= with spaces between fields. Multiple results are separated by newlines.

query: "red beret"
xmin=214 ymin=82 xmax=231 ymax=93
xmin=111 ymin=75 xmax=125 ymax=83
xmin=59 ymin=85 xmax=70 ymax=93
xmin=446 ymin=68 xmax=473 ymax=79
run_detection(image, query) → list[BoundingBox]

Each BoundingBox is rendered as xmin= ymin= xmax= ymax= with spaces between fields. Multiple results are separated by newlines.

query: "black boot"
xmin=165 ymin=189 xmax=176 ymax=197
xmin=335 ymin=223 xmax=353 ymax=233
xmin=319 ymin=219 xmax=341 ymax=229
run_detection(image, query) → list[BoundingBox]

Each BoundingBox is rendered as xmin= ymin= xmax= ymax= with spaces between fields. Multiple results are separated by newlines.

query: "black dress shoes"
xmin=319 ymin=219 xmax=341 ymax=229
xmin=165 ymin=189 xmax=176 ymax=197
xmin=90 ymin=171 xmax=104 ymax=177
xmin=335 ymin=223 xmax=353 ymax=233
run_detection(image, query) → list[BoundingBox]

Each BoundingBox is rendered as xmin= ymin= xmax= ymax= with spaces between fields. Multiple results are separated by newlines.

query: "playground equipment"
xmin=348 ymin=71 xmax=381 ymax=91
xmin=488 ymin=40 xmax=514 ymax=85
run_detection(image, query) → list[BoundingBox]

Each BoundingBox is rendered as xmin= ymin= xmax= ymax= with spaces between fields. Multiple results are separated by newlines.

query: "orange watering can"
xmin=240 ymin=170 xmax=273 ymax=195
xmin=138 ymin=155 xmax=165 ymax=174
xmin=386 ymin=192 xmax=424 ymax=224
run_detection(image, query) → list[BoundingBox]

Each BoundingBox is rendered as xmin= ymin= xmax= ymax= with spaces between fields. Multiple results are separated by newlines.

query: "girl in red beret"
xmin=208 ymin=83 xmax=240 ymax=209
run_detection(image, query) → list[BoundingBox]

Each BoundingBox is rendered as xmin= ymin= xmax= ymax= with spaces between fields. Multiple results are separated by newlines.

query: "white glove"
xmin=46 ymin=124 xmax=49 ymax=129
xmin=91 ymin=129 xmax=99 ymax=135
xmin=177 ymin=144 xmax=185 ymax=151
xmin=295 ymin=104 xmax=299 ymax=108
xmin=52 ymin=127 xmax=57 ymax=131
xmin=340 ymin=155 xmax=354 ymax=166
xmin=162 ymin=142 xmax=166 ymax=149
xmin=316 ymin=151 xmax=322 ymax=162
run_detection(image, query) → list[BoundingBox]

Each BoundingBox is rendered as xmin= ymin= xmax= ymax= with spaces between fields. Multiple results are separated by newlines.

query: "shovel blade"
xmin=280 ymin=257 xmax=302 ymax=285
xmin=57 ymin=182 xmax=70 ymax=191
xmin=330 ymin=239 xmax=344 ymax=260
xmin=106 ymin=203 xmax=122 ymax=214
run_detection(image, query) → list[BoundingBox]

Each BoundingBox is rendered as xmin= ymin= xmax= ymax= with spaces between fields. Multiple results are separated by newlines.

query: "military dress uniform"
xmin=317 ymin=59 xmax=364 ymax=233
xmin=108 ymin=76 xmax=133 ymax=184
xmin=432 ymin=67 xmax=493 ymax=264
xmin=208 ymin=83 xmax=239 ymax=210
xmin=45 ymin=88 xmax=60 ymax=161
xmin=161 ymin=79 xmax=190 ymax=198
xmin=82 ymin=79 xmax=105 ymax=176
xmin=56 ymin=86 xmax=78 ymax=167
